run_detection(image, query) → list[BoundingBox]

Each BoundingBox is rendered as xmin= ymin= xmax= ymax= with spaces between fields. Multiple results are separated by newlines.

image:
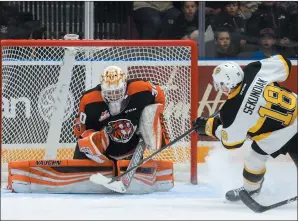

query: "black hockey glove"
xmin=193 ymin=117 xmax=208 ymax=136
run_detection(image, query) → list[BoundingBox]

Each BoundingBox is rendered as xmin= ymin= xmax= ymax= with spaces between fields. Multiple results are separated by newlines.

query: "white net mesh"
xmin=2 ymin=42 xmax=196 ymax=176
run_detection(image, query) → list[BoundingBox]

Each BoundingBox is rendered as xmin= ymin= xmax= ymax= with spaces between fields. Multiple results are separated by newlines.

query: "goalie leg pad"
xmin=117 ymin=160 xmax=174 ymax=194
xmin=7 ymin=159 xmax=173 ymax=194
xmin=7 ymin=160 xmax=115 ymax=193
xmin=139 ymin=104 xmax=166 ymax=150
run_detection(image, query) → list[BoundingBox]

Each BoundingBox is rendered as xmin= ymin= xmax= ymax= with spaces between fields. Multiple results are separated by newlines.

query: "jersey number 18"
xmin=259 ymin=85 xmax=296 ymax=126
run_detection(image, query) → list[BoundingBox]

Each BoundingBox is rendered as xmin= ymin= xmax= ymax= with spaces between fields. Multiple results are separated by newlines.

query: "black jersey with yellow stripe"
xmin=247 ymin=81 xmax=297 ymax=141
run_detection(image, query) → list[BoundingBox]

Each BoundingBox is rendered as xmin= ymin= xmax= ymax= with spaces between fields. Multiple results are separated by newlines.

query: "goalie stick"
xmin=90 ymin=138 xmax=146 ymax=193
xmin=239 ymin=190 xmax=297 ymax=213
xmin=89 ymin=110 xmax=221 ymax=193
xmin=89 ymin=126 xmax=197 ymax=192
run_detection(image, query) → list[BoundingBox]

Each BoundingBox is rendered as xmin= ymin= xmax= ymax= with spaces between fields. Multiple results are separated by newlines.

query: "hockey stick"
xmin=89 ymin=110 xmax=220 ymax=193
xmin=90 ymin=138 xmax=146 ymax=193
xmin=239 ymin=188 xmax=298 ymax=213
xmin=89 ymin=126 xmax=197 ymax=192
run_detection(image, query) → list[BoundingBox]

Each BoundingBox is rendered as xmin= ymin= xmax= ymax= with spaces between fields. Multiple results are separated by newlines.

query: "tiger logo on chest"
xmin=106 ymin=119 xmax=137 ymax=143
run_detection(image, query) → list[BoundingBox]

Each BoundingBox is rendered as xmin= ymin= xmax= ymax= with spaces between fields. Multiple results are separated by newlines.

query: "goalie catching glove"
xmin=78 ymin=129 xmax=110 ymax=163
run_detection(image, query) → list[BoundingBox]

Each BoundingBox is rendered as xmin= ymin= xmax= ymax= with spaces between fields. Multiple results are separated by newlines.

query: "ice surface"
xmin=1 ymin=147 xmax=297 ymax=220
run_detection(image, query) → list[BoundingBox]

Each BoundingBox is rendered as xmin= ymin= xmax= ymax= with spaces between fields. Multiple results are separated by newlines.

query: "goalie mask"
xmin=212 ymin=61 xmax=244 ymax=95
xmin=101 ymin=66 xmax=129 ymax=115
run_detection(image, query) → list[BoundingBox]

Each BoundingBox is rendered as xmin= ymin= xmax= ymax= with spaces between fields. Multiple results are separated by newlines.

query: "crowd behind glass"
xmin=0 ymin=1 xmax=297 ymax=58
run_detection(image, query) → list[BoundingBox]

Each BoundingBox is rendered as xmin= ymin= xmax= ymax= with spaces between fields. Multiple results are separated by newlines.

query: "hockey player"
xmin=73 ymin=65 xmax=168 ymax=167
xmin=6 ymin=66 xmax=172 ymax=194
xmin=194 ymin=55 xmax=297 ymax=202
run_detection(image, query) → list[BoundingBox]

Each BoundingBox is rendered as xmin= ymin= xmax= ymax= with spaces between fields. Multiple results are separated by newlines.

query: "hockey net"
xmin=1 ymin=40 xmax=198 ymax=184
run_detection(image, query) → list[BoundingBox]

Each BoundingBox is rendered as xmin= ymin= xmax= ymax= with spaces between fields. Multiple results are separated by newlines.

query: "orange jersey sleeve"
xmin=127 ymin=80 xmax=166 ymax=106
xmin=74 ymin=89 xmax=104 ymax=137
xmin=154 ymin=84 xmax=166 ymax=106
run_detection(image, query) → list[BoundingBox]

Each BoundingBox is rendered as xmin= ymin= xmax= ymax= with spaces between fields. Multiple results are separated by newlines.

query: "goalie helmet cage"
xmin=0 ymin=39 xmax=199 ymax=184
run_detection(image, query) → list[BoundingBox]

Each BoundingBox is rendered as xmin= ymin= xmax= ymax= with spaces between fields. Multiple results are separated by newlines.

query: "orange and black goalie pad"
xmin=7 ymin=159 xmax=174 ymax=193
xmin=117 ymin=160 xmax=174 ymax=193
xmin=7 ymin=159 xmax=115 ymax=193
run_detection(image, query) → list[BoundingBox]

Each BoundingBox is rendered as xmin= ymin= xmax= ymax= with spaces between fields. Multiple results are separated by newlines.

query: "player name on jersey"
xmin=243 ymin=78 xmax=267 ymax=115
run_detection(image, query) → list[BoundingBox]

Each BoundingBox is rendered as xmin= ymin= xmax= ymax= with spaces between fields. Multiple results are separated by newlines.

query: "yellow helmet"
xmin=101 ymin=66 xmax=128 ymax=102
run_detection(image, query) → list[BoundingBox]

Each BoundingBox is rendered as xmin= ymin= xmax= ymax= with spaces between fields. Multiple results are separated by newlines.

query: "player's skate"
xmin=225 ymin=179 xmax=264 ymax=202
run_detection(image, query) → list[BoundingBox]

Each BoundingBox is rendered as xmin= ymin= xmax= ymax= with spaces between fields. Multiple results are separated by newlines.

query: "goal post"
xmin=1 ymin=40 xmax=199 ymax=184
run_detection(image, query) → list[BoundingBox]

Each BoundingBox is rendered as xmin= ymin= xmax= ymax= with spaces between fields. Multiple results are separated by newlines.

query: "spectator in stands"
xmin=133 ymin=1 xmax=180 ymax=39
xmin=213 ymin=2 xmax=248 ymax=48
xmin=238 ymin=1 xmax=261 ymax=20
xmin=238 ymin=28 xmax=278 ymax=58
xmin=205 ymin=2 xmax=222 ymax=16
xmin=235 ymin=1 xmax=263 ymax=47
xmin=213 ymin=2 xmax=246 ymax=34
xmin=205 ymin=27 xmax=240 ymax=58
xmin=167 ymin=1 xmax=198 ymax=42
xmin=246 ymin=2 xmax=291 ymax=47
xmin=276 ymin=2 xmax=298 ymax=56
xmin=276 ymin=2 xmax=297 ymax=15
xmin=205 ymin=2 xmax=223 ymax=31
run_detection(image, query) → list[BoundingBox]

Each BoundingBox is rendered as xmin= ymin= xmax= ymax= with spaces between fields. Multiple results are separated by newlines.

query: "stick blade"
xmin=239 ymin=190 xmax=266 ymax=213
xmin=89 ymin=173 xmax=126 ymax=193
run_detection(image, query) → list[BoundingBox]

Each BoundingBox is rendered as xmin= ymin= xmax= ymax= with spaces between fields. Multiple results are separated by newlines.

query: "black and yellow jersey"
xmin=212 ymin=55 xmax=297 ymax=153
xmin=73 ymin=79 xmax=165 ymax=158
